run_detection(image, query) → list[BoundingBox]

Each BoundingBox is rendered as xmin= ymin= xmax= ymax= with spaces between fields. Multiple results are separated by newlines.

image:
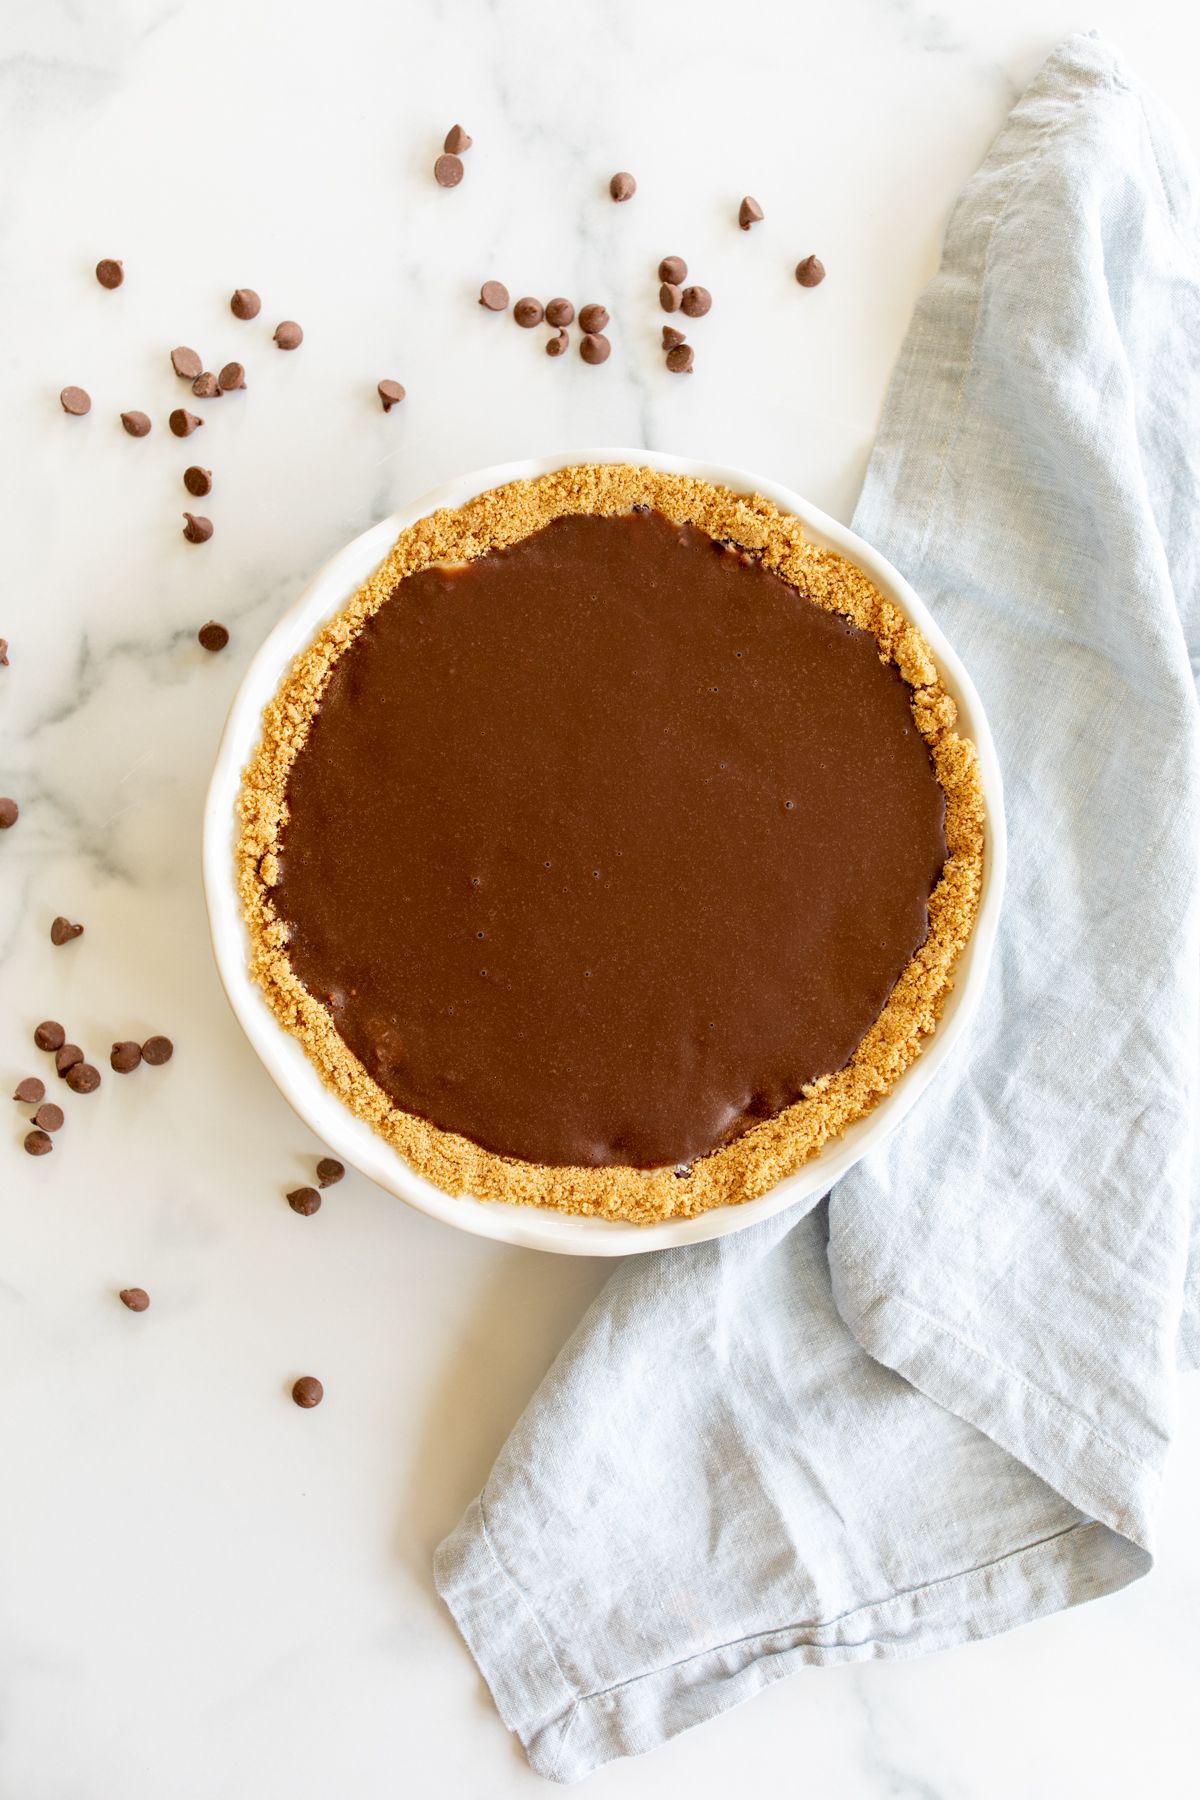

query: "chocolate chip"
xmin=316 ymin=1158 xmax=345 ymax=1187
xmin=0 ymin=797 xmax=18 ymax=828
xmin=546 ymin=329 xmax=569 ymax=357
xmin=96 ymin=258 xmax=124 ymax=289
xmin=231 ymin=288 xmax=261 ymax=320
xmin=444 ymin=123 xmax=472 ymax=154
xmin=218 ymin=361 xmax=246 ymax=392
xmin=609 ymin=171 xmax=637 ymax=202
xmin=513 ymin=297 xmax=544 ymax=329
xmin=292 ymin=1375 xmax=323 ymax=1408
xmin=434 ymin=153 xmax=464 ymax=188
xmin=110 ymin=1040 xmax=142 ymax=1073
xmin=32 ymin=1102 xmax=64 ymax=1132
xmin=170 ymin=346 xmax=202 ymax=380
xmin=55 ymin=1043 xmax=83 ymax=1077
xmin=183 ymin=465 xmax=212 ymax=497
xmin=120 ymin=410 xmax=152 ymax=437
xmin=119 ymin=1287 xmax=150 ymax=1311
xmin=24 ymin=1129 xmax=52 ymax=1156
xmin=658 ymin=255 xmax=687 ymax=284
xmin=681 ymin=285 xmax=712 ymax=318
xmin=182 ymin=513 xmax=213 ymax=544
xmin=191 ymin=372 xmax=221 ymax=399
xmin=666 ymin=343 xmax=694 ymax=374
xmin=377 ymin=380 xmax=406 ymax=411
xmin=580 ymin=332 xmax=611 ymax=365
xmin=65 ymin=1061 xmax=100 ymax=1094
xmin=479 ymin=280 xmax=509 ymax=311
xmin=738 ymin=196 xmax=764 ymax=230
xmin=273 ymin=320 xmax=303 ymax=350
xmin=198 ymin=621 xmax=229 ymax=652
xmin=60 ymin=386 xmax=91 ymax=416
xmin=662 ymin=326 xmax=686 ymax=349
xmin=50 ymin=916 xmax=84 ymax=946
xmin=545 ymin=298 xmax=574 ymax=328
xmin=287 ymin=1186 xmax=321 ymax=1216
xmin=169 ymin=408 xmax=203 ymax=438
xmin=795 ymin=254 xmax=826 ymax=288
xmin=13 ymin=1077 xmax=44 ymax=1104
xmin=578 ymin=303 xmax=609 ymax=334
xmin=34 ymin=1021 xmax=65 ymax=1052
xmin=658 ymin=282 xmax=683 ymax=313
xmin=142 ymin=1035 xmax=174 ymax=1065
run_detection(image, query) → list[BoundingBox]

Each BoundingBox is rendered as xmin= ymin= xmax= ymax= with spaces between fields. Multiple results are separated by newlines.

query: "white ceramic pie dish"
xmin=203 ymin=448 xmax=1006 ymax=1256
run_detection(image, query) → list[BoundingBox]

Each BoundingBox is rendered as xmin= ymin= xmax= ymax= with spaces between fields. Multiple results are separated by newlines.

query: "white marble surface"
xmin=2 ymin=1 xmax=1197 ymax=1793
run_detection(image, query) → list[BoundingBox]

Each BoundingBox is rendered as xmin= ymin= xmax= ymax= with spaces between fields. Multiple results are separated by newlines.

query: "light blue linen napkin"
xmin=435 ymin=33 xmax=1200 ymax=1782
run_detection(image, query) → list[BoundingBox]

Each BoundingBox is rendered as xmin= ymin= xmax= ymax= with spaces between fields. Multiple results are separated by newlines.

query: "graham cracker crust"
xmin=238 ymin=464 xmax=986 ymax=1224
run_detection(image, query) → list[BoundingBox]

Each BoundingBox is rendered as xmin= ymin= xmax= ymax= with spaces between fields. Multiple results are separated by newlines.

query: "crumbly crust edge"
xmin=238 ymin=464 xmax=986 ymax=1225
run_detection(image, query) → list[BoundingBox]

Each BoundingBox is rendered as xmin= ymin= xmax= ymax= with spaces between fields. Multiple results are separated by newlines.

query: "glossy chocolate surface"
xmin=273 ymin=510 xmax=946 ymax=1167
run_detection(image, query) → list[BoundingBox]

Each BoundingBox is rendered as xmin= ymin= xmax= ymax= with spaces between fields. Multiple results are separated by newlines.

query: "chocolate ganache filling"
xmin=272 ymin=508 xmax=947 ymax=1169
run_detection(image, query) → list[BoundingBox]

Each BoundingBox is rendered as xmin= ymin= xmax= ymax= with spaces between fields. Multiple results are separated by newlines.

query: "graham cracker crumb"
xmin=238 ymin=465 xmax=986 ymax=1225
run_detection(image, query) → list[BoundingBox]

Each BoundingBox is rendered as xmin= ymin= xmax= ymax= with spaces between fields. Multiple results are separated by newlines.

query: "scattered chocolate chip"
xmin=231 ymin=288 xmax=261 ymax=320
xmin=292 ymin=1375 xmax=324 ymax=1408
xmin=273 ymin=320 xmax=303 ymax=350
xmin=0 ymin=639 xmax=7 ymax=665
xmin=198 ymin=621 xmax=229 ymax=652
xmin=119 ymin=1287 xmax=150 ymax=1312
xmin=110 ymin=1040 xmax=142 ymax=1073
xmin=182 ymin=513 xmax=213 ymax=544
xmin=142 ymin=1035 xmax=174 ymax=1066
xmin=60 ymin=386 xmax=91 ymax=415
xmin=580 ymin=332 xmax=611 ymax=365
xmin=434 ymin=153 xmax=464 ymax=188
xmin=513 ymin=297 xmax=544 ymax=329
xmin=66 ymin=1061 xmax=100 ymax=1094
xmin=545 ymin=298 xmax=574 ymax=327
xmin=169 ymin=408 xmax=203 ymax=438
xmin=658 ymin=255 xmax=687 ymax=284
xmin=479 ymin=280 xmax=509 ymax=311
xmin=24 ymin=1129 xmax=53 ymax=1156
xmin=50 ymin=916 xmax=84 ymax=946
xmin=316 ymin=1158 xmax=345 ymax=1187
xmin=662 ymin=326 xmax=687 ymax=349
xmin=658 ymin=282 xmax=683 ymax=313
xmin=170 ymin=346 xmax=202 ymax=380
xmin=288 ymin=1186 xmax=321 ymax=1216
xmin=609 ymin=171 xmax=637 ymax=202
xmin=377 ymin=379 xmax=406 ymax=411
xmin=35 ymin=1021 xmax=65 ymax=1052
xmin=55 ymin=1044 xmax=83 ymax=1077
xmin=95 ymin=258 xmax=124 ymax=289
xmin=666 ymin=343 xmax=695 ymax=374
xmin=444 ymin=123 xmax=472 ymax=154
xmin=32 ymin=1102 xmax=64 ymax=1132
xmin=681 ymin=285 xmax=712 ymax=318
xmin=795 ymin=254 xmax=826 ymax=288
xmin=120 ymin=410 xmax=152 ymax=437
xmin=190 ymin=372 xmax=220 ymax=399
xmin=578 ymin=303 xmax=609 ymax=334
xmin=546 ymin=329 xmax=569 ymax=357
xmin=183 ymin=465 xmax=212 ymax=497
xmin=0 ymin=797 xmax=18 ymax=828
xmin=738 ymin=196 xmax=764 ymax=230
xmin=13 ymin=1077 xmax=44 ymax=1104
xmin=218 ymin=361 xmax=246 ymax=392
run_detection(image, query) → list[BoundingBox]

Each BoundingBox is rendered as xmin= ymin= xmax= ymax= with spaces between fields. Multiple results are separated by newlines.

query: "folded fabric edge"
xmin=434 ymin=1499 xmax=1147 ymax=1784
xmin=833 ymin=1281 xmax=1161 ymax=1550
